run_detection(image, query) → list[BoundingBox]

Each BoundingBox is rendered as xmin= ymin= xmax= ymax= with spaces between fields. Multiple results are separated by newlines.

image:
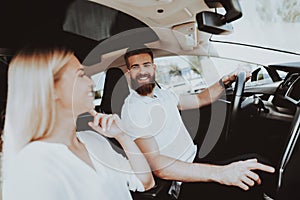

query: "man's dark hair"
xmin=124 ymin=45 xmax=153 ymax=69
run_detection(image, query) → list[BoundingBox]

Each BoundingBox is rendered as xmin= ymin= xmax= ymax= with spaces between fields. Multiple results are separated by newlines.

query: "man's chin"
xmin=137 ymin=80 xmax=150 ymax=85
xmin=135 ymin=83 xmax=155 ymax=96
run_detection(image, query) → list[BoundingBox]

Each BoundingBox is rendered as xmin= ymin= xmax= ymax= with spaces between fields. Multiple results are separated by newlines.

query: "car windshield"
xmin=154 ymin=55 xmax=287 ymax=96
xmin=211 ymin=0 xmax=300 ymax=55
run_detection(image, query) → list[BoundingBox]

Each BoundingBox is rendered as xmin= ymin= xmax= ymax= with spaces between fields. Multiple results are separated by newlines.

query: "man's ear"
xmin=125 ymin=71 xmax=131 ymax=81
xmin=153 ymin=64 xmax=157 ymax=71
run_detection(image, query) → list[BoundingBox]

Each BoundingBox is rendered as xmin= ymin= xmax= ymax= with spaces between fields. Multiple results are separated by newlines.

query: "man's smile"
xmin=136 ymin=74 xmax=151 ymax=84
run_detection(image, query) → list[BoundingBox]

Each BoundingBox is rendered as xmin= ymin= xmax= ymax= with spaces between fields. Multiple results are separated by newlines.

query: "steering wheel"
xmin=225 ymin=71 xmax=247 ymax=140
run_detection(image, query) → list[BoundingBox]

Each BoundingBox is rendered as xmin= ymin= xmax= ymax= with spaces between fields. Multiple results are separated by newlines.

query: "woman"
xmin=2 ymin=45 xmax=154 ymax=200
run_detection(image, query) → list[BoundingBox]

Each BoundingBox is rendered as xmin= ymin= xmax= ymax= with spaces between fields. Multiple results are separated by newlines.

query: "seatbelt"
xmin=168 ymin=181 xmax=182 ymax=199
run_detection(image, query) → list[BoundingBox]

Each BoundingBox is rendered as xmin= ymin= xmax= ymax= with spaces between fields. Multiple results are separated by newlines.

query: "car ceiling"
xmin=0 ymin=0 xmax=216 ymax=55
xmin=90 ymin=0 xmax=209 ymax=28
xmin=1 ymin=0 xmax=123 ymax=61
xmin=0 ymin=0 xmax=73 ymax=49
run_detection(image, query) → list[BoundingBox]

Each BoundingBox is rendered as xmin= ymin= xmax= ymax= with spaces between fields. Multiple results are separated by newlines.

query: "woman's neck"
xmin=40 ymin=109 xmax=80 ymax=147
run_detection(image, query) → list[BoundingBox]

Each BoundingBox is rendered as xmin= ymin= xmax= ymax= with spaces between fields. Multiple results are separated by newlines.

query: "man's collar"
xmin=129 ymin=87 xmax=159 ymax=104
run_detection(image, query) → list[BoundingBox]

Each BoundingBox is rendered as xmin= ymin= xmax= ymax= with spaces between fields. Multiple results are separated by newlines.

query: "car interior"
xmin=1 ymin=0 xmax=300 ymax=199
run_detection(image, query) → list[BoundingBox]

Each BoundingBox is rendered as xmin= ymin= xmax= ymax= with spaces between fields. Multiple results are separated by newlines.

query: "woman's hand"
xmin=88 ymin=111 xmax=155 ymax=190
xmin=88 ymin=110 xmax=123 ymax=138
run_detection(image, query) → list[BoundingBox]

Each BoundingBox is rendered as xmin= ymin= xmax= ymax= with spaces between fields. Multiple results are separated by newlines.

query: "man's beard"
xmin=131 ymin=74 xmax=156 ymax=96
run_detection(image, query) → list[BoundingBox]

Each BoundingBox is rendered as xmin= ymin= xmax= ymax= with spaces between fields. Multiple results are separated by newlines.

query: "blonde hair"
xmin=2 ymin=46 xmax=73 ymax=171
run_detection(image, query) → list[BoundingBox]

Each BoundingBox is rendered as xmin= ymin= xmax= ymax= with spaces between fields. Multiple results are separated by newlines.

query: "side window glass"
xmin=278 ymin=70 xmax=288 ymax=80
xmin=256 ymin=67 xmax=272 ymax=84
xmin=155 ymin=56 xmax=205 ymax=95
xmin=1 ymin=54 xmax=12 ymax=151
xmin=91 ymin=71 xmax=106 ymax=106
xmin=247 ymin=67 xmax=285 ymax=86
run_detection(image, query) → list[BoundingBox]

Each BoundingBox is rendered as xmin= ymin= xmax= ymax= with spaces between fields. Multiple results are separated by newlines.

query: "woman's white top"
xmin=3 ymin=131 xmax=144 ymax=200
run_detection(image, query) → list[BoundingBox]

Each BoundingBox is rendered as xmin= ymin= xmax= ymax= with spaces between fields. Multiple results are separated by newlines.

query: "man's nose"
xmin=139 ymin=66 xmax=147 ymax=74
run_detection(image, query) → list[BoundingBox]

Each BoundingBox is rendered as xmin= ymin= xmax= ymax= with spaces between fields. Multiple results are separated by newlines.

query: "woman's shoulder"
xmin=4 ymin=142 xmax=64 ymax=180
xmin=3 ymin=143 xmax=64 ymax=199
xmin=10 ymin=142 xmax=65 ymax=166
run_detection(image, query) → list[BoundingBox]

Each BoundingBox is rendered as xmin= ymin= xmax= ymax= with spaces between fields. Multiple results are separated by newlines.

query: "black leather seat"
xmin=96 ymin=67 xmax=129 ymax=115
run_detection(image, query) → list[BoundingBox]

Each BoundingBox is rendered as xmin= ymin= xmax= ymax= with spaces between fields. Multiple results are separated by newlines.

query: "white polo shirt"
xmin=121 ymin=87 xmax=197 ymax=163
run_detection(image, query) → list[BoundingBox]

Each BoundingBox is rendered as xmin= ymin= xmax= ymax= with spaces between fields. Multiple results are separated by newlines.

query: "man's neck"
xmin=146 ymin=91 xmax=155 ymax=98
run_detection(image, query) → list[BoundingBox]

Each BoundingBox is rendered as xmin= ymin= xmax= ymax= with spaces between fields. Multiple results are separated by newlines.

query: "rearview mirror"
xmin=196 ymin=11 xmax=233 ymax=35
xmin=204 ymin=0 xmax=242 ymax=23
xmin=196 ymin=0 xmax=242 ymax=35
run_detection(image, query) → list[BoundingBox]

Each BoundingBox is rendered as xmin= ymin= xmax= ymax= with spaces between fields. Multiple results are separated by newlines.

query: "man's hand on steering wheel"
xmin=220 ymin=71 xmax=251 ymax=89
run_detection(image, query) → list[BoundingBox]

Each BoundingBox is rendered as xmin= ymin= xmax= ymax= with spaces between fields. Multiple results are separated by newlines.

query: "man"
xmin=121 ymin=46 xmax=275 ymax=199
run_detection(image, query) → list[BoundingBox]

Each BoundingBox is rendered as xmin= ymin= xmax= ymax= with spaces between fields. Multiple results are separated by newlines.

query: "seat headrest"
xmin=99 ymin=68 xmax=130 ymax=116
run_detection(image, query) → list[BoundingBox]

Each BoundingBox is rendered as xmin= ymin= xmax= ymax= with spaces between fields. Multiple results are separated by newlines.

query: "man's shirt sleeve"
xmin=121 ymin=96 xmax=167 ymax=140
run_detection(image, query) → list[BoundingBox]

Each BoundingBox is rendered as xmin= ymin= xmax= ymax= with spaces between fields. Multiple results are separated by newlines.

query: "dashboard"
xmin=272 ymin=72 xmax=300 ymax=112
xmin=285 ymin=75 xmax=300 ymax=105
xmin=239 ymin=71 xmax=299 ymax=123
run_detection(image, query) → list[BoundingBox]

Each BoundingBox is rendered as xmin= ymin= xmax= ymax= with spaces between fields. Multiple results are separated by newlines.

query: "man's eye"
xmin=144 ymin=63 xmax=152 ymax=67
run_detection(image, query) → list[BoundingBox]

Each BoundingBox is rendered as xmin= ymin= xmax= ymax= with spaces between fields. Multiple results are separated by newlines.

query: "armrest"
xmin=131 ymin=178 xmax=172 ymax=200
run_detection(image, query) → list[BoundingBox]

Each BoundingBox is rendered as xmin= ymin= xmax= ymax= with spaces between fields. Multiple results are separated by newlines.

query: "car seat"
xmin=96 ymin=67 xmax=129 ymax=115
